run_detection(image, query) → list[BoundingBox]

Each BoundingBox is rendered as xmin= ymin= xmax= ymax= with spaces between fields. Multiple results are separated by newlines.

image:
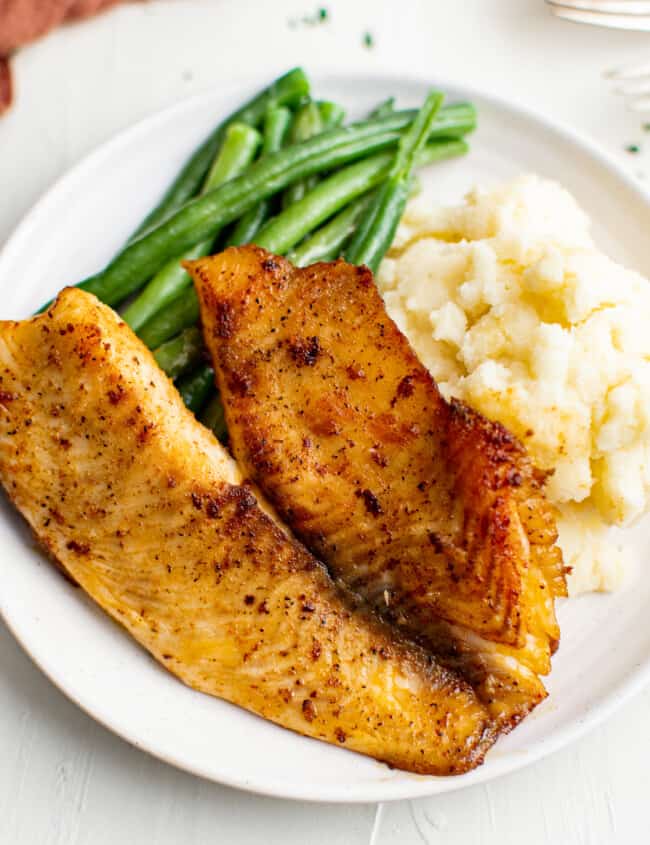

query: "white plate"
xmin=1 ymin=71 xmax=649 ymax=804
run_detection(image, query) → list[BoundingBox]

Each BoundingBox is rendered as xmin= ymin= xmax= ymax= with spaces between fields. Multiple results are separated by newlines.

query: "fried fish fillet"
xmin=0 ymin=287 xmax=495 ymax=775
xmin=188 ymin=247 xmax=567 ymax=731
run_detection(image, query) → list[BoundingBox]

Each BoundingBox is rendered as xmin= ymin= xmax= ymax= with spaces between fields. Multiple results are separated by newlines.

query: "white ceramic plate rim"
xmin=1 ymin=67 xmax=650 ymax=803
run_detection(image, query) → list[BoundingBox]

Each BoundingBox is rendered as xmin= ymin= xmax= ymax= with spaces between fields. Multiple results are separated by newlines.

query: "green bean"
xmin=369 ymin=97 xmax=395 ymax=119
xmin=227 ymin=105 xmax=292 ymax=247
xmin=408 ymin=102 xmax=475 ymax=137
xmin=203 ymin=123 xmax=261 ymax=187
xmin=153 ymin=327 xmax=205 ymax=379
xmin=317 ymin=100 xmax=346 ymax=129
xmin=138 ymin=286 xmax=200 ymax=348
xmin=346 ymin=91 xmax=444 ymax=273
xmin=177 ymin=364 xmax=214 ymax=414
xmin=129 ymin=68 xmax=310 ymax=240
xmin=290 ymin=101 xmax=323 ymax=140
xmin=200 ymin=393 xmax=228 ymax=440
xmin=287 ymin=192 xmax=375 ymax=266
xmin=78 ymin=103 xmax=475 ymax=308
xmin=122 ymin=122 xmax=261 ymax=331
xmin=281 ymin=102 xmax=324 ymax=209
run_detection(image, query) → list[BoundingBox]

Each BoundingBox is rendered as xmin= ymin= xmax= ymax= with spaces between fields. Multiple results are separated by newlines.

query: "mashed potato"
xmin=377 ymin=175 xmax=650 ymax=594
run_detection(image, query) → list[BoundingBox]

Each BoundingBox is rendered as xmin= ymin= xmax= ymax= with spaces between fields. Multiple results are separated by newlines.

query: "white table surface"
xmin=1 ymin=1 xmax=649 ymax=842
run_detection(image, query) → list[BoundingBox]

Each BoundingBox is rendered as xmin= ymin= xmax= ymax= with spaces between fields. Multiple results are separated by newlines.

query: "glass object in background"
xmin=547 ymin=0 xmax=650 ymax=29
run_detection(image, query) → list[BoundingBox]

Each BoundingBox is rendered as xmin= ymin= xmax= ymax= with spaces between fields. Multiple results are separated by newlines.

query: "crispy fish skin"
xmin=188 ymin=247 xmax=566 ymax=731
xmin=0 ymin=287 xmax=495 ymax=776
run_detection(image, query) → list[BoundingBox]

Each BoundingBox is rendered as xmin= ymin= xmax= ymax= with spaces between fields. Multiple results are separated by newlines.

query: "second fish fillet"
xmin=188 ymin=246 xmax=567 ymax=732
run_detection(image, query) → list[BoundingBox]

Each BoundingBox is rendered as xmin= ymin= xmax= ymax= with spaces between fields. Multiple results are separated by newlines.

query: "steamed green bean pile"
xmin=61 ymin=68 xmax=477 ymax=439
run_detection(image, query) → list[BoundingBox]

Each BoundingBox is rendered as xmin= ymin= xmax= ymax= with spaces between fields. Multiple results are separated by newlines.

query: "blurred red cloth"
xmin=0 ymin=0 xmax=136 ymax=112
xmin=0 ymin=0 xmax=127 ymax=53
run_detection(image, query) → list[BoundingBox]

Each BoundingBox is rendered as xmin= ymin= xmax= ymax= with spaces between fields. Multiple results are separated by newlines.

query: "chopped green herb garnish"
xmin=288 ymin=7 xmax=329 ymax=27
xmin=363 ymin=31 xmax=374 ymax=48
xmin=626 ymin=143 xmax=641 ymax=154
xmin=643 ymin=123 xmax=650 ymax=132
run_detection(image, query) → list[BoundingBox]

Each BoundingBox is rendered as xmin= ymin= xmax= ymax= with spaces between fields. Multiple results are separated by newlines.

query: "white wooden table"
xmin=1 ymin=1 xmax=649 ymax=842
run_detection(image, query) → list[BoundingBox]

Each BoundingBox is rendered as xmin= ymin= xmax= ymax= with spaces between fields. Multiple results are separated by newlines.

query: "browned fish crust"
xmin=188 ymin=247 xmax=567 ymax=732
xmin=0 ymin=287 xmax=496 ymax=775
